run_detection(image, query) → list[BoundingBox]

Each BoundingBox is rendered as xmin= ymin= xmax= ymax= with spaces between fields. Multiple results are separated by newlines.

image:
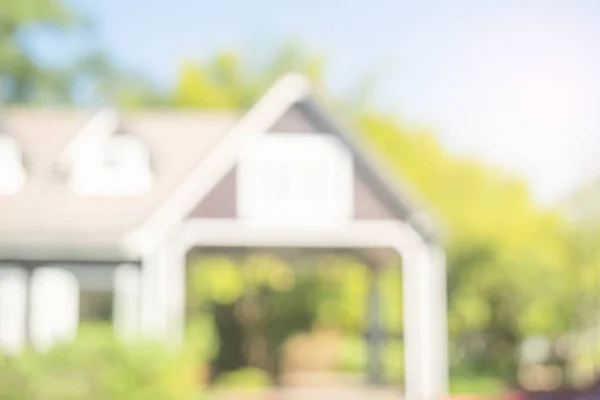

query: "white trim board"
xmin=177 ymin=218 xmax=406 ymax=250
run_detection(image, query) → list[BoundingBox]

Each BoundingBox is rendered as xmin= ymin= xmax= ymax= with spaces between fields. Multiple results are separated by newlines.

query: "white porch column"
xmin=0 ymin=267 xmax=27 ymax=355
xmin=140 ymin=237 xmax=186 ymax=346
xmin=114 ymin=264 xmax=141 ymax=341
xmin=29 ymin=268 xmax=80 ymax=351
xmin=399 ymin=233 xmax=448 ymax=400
xmin=430 ymin=245 xmax=449 ymax=398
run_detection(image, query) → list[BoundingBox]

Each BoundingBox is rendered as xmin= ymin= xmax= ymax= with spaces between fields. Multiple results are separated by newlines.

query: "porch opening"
xmin=184 ymin=246 xmax=404 ymax=393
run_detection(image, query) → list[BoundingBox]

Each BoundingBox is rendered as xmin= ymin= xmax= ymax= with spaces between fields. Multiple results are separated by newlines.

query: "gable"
xmin=268 ymin=103 xmax=323 ymax=133
xmin=188 ymin=103 xmax=395 ymax=221
xmin=136 ymin=73 xmax=438 ymax=255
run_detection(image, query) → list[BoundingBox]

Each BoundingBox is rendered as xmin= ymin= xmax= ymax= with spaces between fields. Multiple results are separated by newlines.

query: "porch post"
xmin=431 ymin=245 xmax=449 ymax=397
xmin=114 ymin=264 xmax=141 ymax=341
xmin=140 ymin=250 xmax=159 ymax=340
xmin=140 ymin=237 xmax=186 ymax=346
xmin=166 ymin=240 xmax=186 ymax=347
xmin=29 ymin=267 xmax=80 ymax=351
xmin=400 ymin=233 xmax=448 ymax=400
xmin=367 ymin=264 xmax=384 ymax=385
xmin=0 ymin=267 xmax=28 ymax=354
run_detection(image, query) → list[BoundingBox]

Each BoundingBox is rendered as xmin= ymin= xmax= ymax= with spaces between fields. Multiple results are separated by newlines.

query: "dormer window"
xmin=0 ymin=135 xmax=26 ymax=195
xmin=63 ymin=111 xmax=153 ymax=197
xmin=71 ymin=135 xmax=153 ymax=197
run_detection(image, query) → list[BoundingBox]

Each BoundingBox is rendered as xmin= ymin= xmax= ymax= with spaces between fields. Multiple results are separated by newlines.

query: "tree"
xmin=0 ymin=0 xmax=163 ymax=107
xmin=172 ymin=43 xmax=323 ymax=110
xmin=172 ymin=42 xmax=375 ymax=112
xmin=356 ymin=113 xmax=574 ymax=379
xmin=0 ymin=325 xmax=201 ymax=400
xmin=188 ymin=251 xmax=321 ymax=379
xmin=0 ymin=0 xmax=79 ymax=103
xmin=69 ymin=51 xmax=168 ymax=108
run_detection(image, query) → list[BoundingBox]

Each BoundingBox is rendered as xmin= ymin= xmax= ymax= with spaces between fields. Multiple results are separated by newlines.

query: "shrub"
xmin=0 ymin=324 xmax=203 ymax=400
xmin=212 ymin=368 xmax=272 ymax=391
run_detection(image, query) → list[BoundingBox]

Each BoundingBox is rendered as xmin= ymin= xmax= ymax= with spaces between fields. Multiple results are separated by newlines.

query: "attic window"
xmin=237 ymin=133 xmax=353 ymax=226
xmin=0 ymin=136 xmax=26 ymax=195
xmin=71 ymin=135 xmax=152 ymax=197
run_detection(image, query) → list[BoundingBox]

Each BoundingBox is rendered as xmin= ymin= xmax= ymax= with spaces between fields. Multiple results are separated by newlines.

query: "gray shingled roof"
xmin=0 ymin=108 xmax=238 ymax=261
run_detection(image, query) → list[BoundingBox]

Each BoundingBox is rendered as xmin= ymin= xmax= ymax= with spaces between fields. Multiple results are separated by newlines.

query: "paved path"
xmin=211 ymin=386 xmax=403 ymax=400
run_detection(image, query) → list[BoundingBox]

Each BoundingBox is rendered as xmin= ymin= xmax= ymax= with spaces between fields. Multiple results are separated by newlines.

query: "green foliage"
xmin=212 ymin=368 xmax=272 ymax=391
xmin=190 ymin=256 xmax=246 ymax=304
xmin=0 ymin=0 xmax=78 ymax=103
xmin=70 ymin=51 xmax=168 ymax=108
xmin=355 ymin=112 xmax=575 ymax=375
xmin=313 ymin=256 xmax=370 ymax=331
xmin=185 ymin=314 xmax=221 ymax=363
xmin=382 ymin=340 xmax=405 ymax=384
xmin=338 ymin=334 xmax=367 ymax=373
xmin=173 ymin=43 xmax=324 ymax=110
xmin=172 ymin=41 xmax=377 ymax=111
xmin=0 ymin=0 xmax=165 ymax=106
xmin=449 ymin=375 xmax=505 ymax=396
xmin=337 ymin=335 xmax=404 ymax=383
xmin=380 ymin=266 xmax=403 ymax=334
xmin=188 ymin=252 xmax=410 ymax=384
xmin=189 ymin=253 xmax=295 ymax=305
xmin=188 ymin=253 xmax=322 ymax=377
xmin=0 ymin=324 xmax=202 ymax=400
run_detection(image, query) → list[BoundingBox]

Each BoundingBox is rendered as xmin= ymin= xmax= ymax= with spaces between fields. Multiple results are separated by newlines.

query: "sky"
xmin=40 ymin=0 xmax=600 ymax=206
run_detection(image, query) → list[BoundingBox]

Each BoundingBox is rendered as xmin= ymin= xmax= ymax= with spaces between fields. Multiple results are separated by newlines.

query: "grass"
xmin=449 ymin=375 xmax=506 ymax=396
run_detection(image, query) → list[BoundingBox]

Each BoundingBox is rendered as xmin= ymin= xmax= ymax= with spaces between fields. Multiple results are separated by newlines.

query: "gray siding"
xmin=187 ymin=104 xmax=396 ymax=221
xmin=188 ymin=169 xmax=237 ymax=219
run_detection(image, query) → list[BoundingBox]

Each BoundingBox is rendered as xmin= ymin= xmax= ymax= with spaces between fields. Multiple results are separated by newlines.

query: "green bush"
xmin=212 ymin=368 xmax=272 ymax=391
xmin=337 ymin=334 xmax=366 ymax=373
xmin=0 ymin=324 xmax=203 ymax=400
xmin=449 ymin=374 xmax=506 ymax=396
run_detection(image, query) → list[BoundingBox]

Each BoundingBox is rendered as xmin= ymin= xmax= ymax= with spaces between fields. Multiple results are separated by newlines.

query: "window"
xmin=71 ymin=136 xmax=152 ymax=196
xmin=237 ymin=133 xmax=353 ymax=226
xmin=0 ymin=136 xmax=25 ymax=195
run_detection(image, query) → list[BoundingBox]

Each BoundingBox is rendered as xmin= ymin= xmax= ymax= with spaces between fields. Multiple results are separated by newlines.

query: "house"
xmin=0 ymin=74 xmax=447 ymax=400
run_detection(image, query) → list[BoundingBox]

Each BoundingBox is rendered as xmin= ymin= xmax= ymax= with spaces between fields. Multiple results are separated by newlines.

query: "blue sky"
xmin=37 ymin=0 xmax=600 ymax=205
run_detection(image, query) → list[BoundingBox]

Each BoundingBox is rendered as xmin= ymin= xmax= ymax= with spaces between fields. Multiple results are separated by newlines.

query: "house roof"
xmin=0 ymin=74 xmax=440 ymax=262
xmin=0 ymin=108 xmax=238 ymax=261
xmin=298 ymin=93 xmax=440 ymax=242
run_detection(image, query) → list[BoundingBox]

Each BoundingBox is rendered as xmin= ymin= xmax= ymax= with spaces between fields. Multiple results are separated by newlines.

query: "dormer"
xmin=60 ymin=110 xmax=153 ymax=197
xmin=0 ymin=128 xmax=26 ymax=196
